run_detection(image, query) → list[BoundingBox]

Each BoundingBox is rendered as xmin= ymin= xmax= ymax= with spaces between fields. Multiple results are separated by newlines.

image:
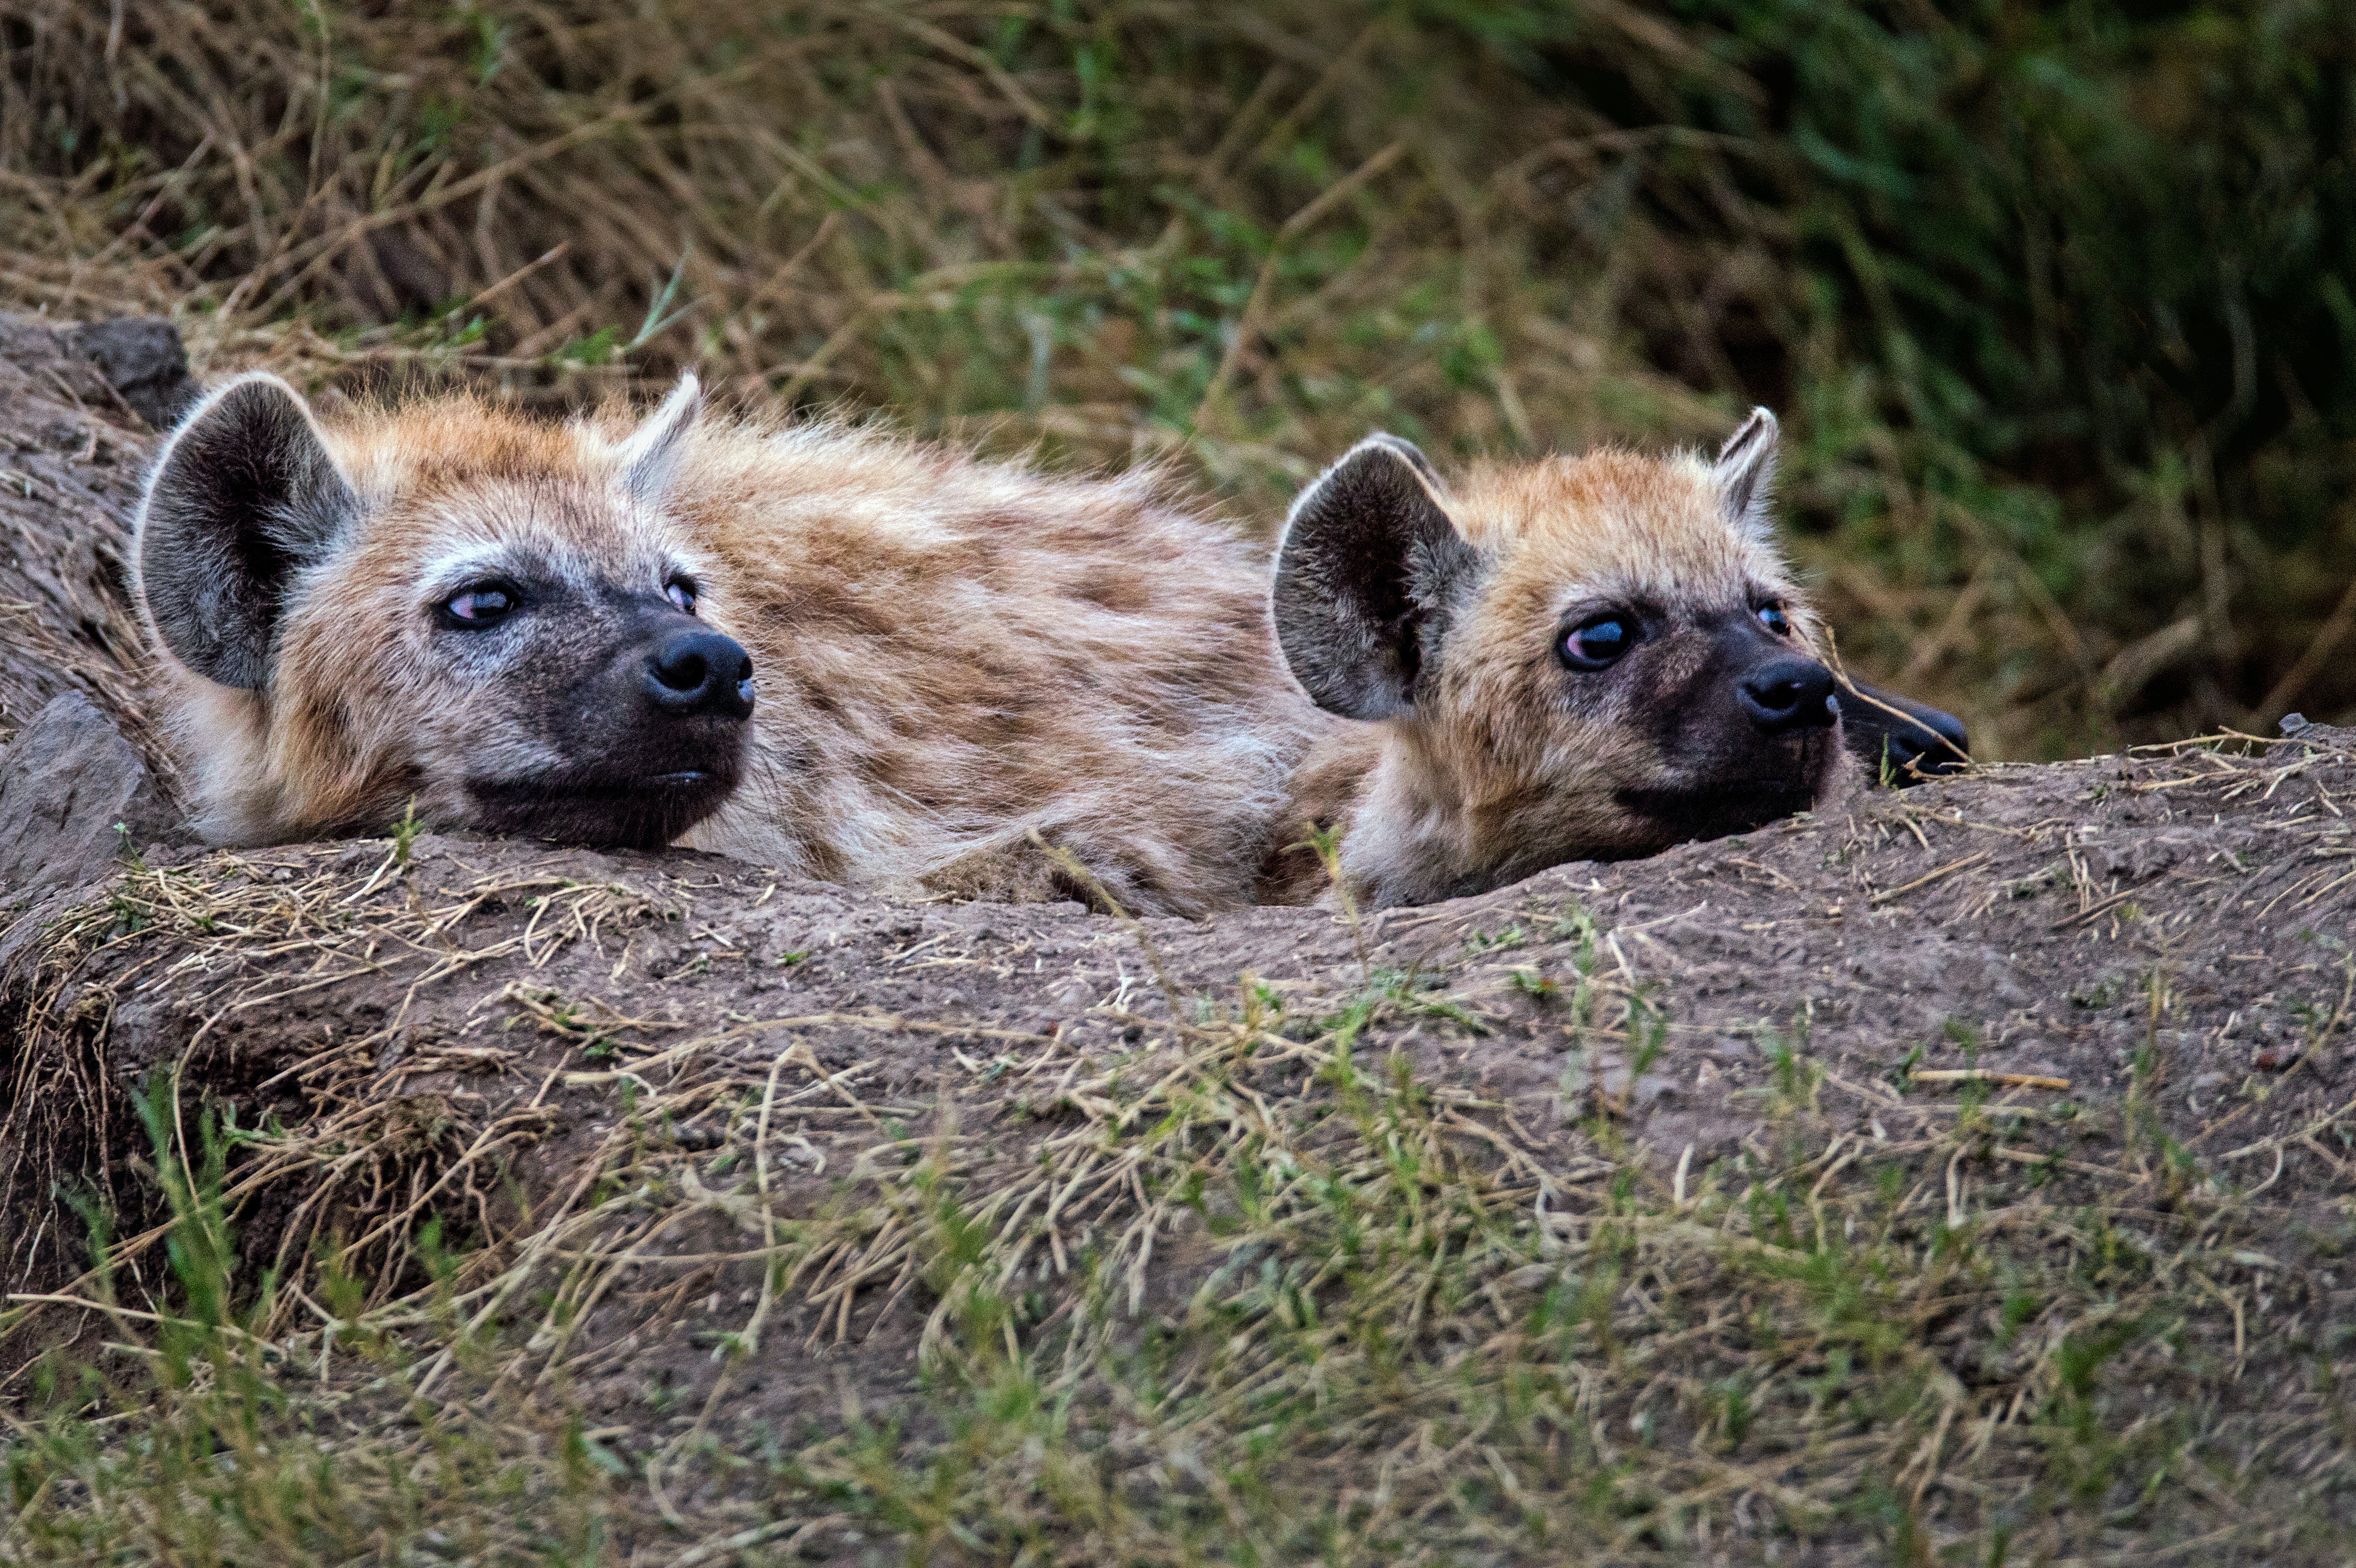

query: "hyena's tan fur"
xmin=672 ymin=421 xmax=1306 ymax=910
xmin=1258 ymin=417 xmax=1897 ymax=909
xmin=137 ymin=376 xmax=1311 ymax=917
xmin=141 ymin=379 xmax=1952 ymax=916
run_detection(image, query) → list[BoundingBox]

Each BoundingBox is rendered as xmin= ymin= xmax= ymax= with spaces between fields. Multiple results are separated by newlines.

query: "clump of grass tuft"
xmin=1 ymin=1101 xmax=632 ymax=1567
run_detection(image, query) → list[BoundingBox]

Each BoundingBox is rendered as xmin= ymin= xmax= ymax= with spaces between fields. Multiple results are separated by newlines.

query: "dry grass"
xmin=7 ymin=995 xmax=2350 ymax=1562
xmin=5 ymin=0 xmax=2351 ymax=759
xmin=2 ymin=0 xmax=1724 ymax=456
xmin=8 ymin=740 xmax=2356 ymax=1560
xmin=0 ymin=838 xmax=668 ymax=1295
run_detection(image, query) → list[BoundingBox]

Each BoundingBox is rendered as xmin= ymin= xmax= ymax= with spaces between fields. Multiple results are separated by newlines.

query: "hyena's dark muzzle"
xmin=1613 ymin=623 xmax=1844 ymax=847
xmin=467 ymin=609 xmax=756 ymax=849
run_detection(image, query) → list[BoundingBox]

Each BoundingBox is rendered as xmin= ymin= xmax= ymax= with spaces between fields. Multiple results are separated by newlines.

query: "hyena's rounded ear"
xmin=1356 ymin=430 xmax=1443 ymax=489
xmin=616 ymin=372 xmax=703 ymax=504
xmin=1272 ymin=433 xmax=1480 ymax=721
xmin=135 ymin=373 xmax=358 ymax=691
xmin=1713 ymin=405 xmax=1779 ymax=539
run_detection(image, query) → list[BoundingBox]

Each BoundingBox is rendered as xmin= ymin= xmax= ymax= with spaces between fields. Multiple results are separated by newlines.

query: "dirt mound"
xmin=13 ymin=722 xmax=2353 ymax=1291
xmin=7 ymin=724 xmax=2355 ymax=1558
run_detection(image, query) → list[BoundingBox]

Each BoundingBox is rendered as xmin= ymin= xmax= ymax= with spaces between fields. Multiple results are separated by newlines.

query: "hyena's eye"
xmin=1558 ymin=613 xmax=1638 ymax=671
xmin=665 ymin=578 xmax=698 ymax=615
xmin=439 ymin=585 xmax=515 ymax=628
xmin=1756 ymin=604 xmax=1792 ymax=636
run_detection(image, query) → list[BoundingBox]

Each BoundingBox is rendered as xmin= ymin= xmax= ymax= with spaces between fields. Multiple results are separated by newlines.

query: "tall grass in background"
xmin=1 ymin=0 xmax=2350 ymax=757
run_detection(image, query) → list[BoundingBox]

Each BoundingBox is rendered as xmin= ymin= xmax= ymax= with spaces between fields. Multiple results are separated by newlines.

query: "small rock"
xmin=65 ymin=317 xmax=195 ymax=430
xmin=1632 ymin=1072 xmax=1680 ymax=1109
xmin=2281 ymin=717 xmax=2354 ymax=752
xmin=0 ymin=692 xmax=178 ymax=905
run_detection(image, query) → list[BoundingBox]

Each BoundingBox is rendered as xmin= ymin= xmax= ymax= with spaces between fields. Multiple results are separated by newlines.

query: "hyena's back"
xmin=671 ymin=424 xmax=1307 ymax=913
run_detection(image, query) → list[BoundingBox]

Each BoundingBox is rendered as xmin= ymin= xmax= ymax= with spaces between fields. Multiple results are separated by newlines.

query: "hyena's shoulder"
xmin=677 ymin=422 xmax=1253 ymax=579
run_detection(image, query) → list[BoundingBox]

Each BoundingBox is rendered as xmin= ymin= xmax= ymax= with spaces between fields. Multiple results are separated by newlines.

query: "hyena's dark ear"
xmin=1272 ymin=433 xmax=1480 ymax=721
xmin=616 ymin=372 xmax=703 ymax=504
xmin=1713 ymin=406 xmax=1779 ymax=539
xmin=1357 ymin=430 xmax=1441 ymax=488
xmin=136 ymin=374 xmax=357 ymax=691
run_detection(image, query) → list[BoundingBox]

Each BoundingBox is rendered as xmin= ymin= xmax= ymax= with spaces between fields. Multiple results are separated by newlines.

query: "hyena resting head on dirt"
xmin=1261 ymin=410 xmax=1967 ymax=908
xmin=134 ymin=372 xmax=1312 ymax=916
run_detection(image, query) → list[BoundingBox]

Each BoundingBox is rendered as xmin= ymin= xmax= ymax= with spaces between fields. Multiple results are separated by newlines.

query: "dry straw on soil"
xmin=7 ymin=730 xmax=2356 ymax=1561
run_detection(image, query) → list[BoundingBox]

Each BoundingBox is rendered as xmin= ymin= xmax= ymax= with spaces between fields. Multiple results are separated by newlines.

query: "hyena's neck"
xmin=1263 ymin=722 xmax=1496 ymax=911
xmin=1339 ymin=727 xmax=1499 ymax=909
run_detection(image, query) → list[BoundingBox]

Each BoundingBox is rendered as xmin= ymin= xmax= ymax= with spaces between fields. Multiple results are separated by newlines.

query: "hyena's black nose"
xmin=647 ymin=629 xmax=755 ymax=719
xmin=1739 ymin=656 xmax=1838 ymax=734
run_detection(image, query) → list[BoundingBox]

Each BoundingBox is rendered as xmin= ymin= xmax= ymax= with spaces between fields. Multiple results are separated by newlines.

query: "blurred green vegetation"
xmin=2 ymin=0 xmax=2351 ymax=756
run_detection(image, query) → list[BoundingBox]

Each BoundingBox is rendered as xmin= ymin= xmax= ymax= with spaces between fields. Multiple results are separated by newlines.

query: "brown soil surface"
xmin=9 ymin=723 xmax=2353 ymax=1417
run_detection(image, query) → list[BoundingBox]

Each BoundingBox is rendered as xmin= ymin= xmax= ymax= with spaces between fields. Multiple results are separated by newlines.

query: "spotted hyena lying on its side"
xmin=134 ymin=376 xmax=1960 ymax=915
xmin=1258 ymin=410 xmax=1968 ymax=908
xmin=133 ymin=374 xmax=1313 ymax=916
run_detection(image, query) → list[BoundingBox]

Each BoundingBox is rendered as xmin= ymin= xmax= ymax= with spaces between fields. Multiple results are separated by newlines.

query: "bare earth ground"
xmin=4 ymin=320 xmax=2356 ymax=1563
